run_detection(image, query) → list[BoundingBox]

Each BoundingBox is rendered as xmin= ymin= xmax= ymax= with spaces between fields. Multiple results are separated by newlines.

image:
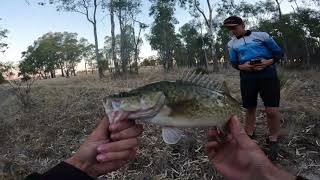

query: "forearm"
xmin=230 ymin=62 xmax=240 ymax=70
xmin=26 ymin=160 xmax=95 ymax=180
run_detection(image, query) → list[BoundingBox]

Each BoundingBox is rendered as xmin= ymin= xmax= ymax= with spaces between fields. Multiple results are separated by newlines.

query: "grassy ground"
xmin=0 ymin=67 xmax=319 ymax=180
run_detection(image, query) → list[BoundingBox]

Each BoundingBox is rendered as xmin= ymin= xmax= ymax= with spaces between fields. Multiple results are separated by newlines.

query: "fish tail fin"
xmin=222 ymin=81 xmax=241 ymax=105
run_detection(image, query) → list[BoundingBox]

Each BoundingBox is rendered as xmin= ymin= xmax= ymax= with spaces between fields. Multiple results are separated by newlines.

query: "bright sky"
xmin=0 ymin=0 xmax=295 ymax=66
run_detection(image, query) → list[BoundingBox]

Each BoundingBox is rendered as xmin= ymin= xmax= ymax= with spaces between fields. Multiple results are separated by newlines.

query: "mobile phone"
xmin=249 ymin=59 xmax=262 ymax=65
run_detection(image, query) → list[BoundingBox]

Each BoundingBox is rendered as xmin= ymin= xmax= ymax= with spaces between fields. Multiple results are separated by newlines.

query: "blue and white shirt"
xmin=228 ymin=31 xmax=283 ymax=79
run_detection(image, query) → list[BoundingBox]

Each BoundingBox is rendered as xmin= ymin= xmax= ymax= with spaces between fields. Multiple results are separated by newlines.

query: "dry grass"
xmin=0 ymin=67 xmax=319 ymax=180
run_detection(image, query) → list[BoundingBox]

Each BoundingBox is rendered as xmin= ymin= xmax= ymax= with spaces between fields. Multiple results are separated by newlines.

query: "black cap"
xmin=223 ymin=16 xmax=243 ymax=27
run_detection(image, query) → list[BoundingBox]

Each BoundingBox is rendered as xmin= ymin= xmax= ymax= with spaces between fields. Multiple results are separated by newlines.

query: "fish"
xmin=103 ymin=71 xmax=243 ymax=144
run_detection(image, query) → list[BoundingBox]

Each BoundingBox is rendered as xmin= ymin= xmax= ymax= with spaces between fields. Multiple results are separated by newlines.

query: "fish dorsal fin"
xmin=177 ymin=69 xmax=222 ymax=91
xmin=162 ymin=127 xmax=183 ymax=144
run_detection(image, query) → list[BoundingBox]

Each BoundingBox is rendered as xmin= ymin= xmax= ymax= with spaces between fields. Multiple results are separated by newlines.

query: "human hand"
xmin=253 ymin=59 xmax=273 ymax=71
xmin=238 ymin=61 xmax=254 ymax=71
xmin=65 ymin=117 xmax=143 ymax=178
xmin=206 ymin=116 xmax=295 ymax=180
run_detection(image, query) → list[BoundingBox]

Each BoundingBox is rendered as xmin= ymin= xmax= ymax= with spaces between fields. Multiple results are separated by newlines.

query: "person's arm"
xmin=25 ymin=117 xmax=143 ymax=180
xmin=228 ymin=44 xmax=240 ymax=70
xmin=25 ymin=162 xmax=94 ymax=180
xmin=206 ymin=116 xmax=298 ymax=180
xmin=262 ymin=32 xmax=284 ymax=64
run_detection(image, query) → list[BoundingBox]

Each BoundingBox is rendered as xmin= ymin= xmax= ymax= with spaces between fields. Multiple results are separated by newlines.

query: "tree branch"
xmin=93 ymin=0 xmax=97 ymax=23
xmin=194 ymin=0 xmax=210 ymax=28
xmin=206 ymin=0 xmax=212 ymax=15
xmin=82 ymin=0 xmax=94 ymax=24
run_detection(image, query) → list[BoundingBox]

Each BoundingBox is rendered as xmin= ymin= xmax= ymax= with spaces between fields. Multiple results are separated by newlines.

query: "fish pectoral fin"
xmin=162 ymin=127 xmax=183 ymax=144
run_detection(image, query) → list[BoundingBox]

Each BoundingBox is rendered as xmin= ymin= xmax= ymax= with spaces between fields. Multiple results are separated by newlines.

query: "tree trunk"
xmin=275 ymin=0 xmax=288 ymax=66
xmin=50 ymin=70 xmax=55 ymax=78
xmin=292 ymin=0 xmax=311 ymax=68
xmin=85 ymin=60 xmax=87 ymax=75
xmin=194 ymin=0 xmax=216 ymax=71
xmin=200 ymin=24 xmax=208 ymax=69
xmin=72 ymin=66 xmax=76 ymax=76
xmin=133 ymin=25 xmax=142 ymax=73
xmin=92 ymin=0 xmax=103 ymax=78
xmin=110 ymin=0 xmax=119 ymax=73
xmin=303 ymin=36 xmax=311 ymax=68
xmin=207 ymin=0 xmax=217 ymax=71
xmin=66 ymin=69 xmax=70 ymax=78
xmin=118 ymin=10 xmax=127 ymax=73
xmin=60 ymin=64 xmax=64 ymax=77
xmin=93 ymin=24 xmax=103 ymax=78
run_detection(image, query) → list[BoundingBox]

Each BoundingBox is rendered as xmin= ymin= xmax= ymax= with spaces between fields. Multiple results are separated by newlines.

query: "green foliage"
xmin=258 ymin=10 xmax=320 ymax=66
xmin=140 ymin=56 xmax=160 ymax=66
xmin=149 ymin=0 xmax=178 ymax=71
xmin=19 ymin=32 xmax=90 ymax=78
xmin=104 ymin=25 xmax=137 ymax=70
xmin=175 ymin=22 xmax=210 ymax=67
xmin=0 ymin=18 xmax=8 ymax=53
xmin=0 ymin=62 xmax=13 ymax=84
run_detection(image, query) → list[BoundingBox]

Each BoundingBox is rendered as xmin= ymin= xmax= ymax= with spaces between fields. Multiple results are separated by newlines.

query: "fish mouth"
xmin=103 ymin=91 xmax=166 ymax=120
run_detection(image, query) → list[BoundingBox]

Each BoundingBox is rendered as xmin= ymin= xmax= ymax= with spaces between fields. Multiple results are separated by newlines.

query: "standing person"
xmin=223 ymin=16 xmax=283 ymax=160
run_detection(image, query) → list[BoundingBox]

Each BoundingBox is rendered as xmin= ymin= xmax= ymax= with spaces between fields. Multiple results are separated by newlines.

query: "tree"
xmin=149 ymin=0 xmax=178 ymax=72
xmin=140 ymin=56 xmax=160 ymax=66
xmin=258 ymin=11 xmax=320 ymax=67
xmin=192 ymin=0 xmax=217 ymax=71
xmin=19 ymin=32 xmax=86 ymax=78
xmin=0 ymin=18 xmax=8 ymax=54
xmin=64 ymin=33 xmax=82 ymax=76
xmin=0 ymin=62 xmax=14 ymax=83
xmin=132 ymin=21 xmax=148 ymax=73
xmin=44 ymin=0 xmax=105 ymax=78
xmin=0 ymin=18 xmax=9 ymax=83
xmin=176 ymin=22 xmax=209 ymax=68
xmin=79 ymin=38 xmax=95 ymax=74
xmin=113 ymin=0 xmax=142 ymax=73
xmin=215 ymin=26 xmax=231 ymax=68
xmin=109 ymin=0 xmax=119 ymax=73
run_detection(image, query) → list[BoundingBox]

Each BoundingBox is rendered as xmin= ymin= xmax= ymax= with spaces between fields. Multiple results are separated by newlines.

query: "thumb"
xmin=90 ymin=116 xmax=110 ymax=139
xmin=229 ymin=116 xmax=251 ymax=146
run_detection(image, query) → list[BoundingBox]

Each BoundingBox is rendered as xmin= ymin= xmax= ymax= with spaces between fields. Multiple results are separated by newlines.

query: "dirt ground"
xmin=0 ymin=67 xmax=319 ymax=180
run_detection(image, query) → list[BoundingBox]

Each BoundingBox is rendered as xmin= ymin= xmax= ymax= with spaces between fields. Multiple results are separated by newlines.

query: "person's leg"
xmin=260 ymin=78 xmax=281 ymax=161
xmin=240 ymin=78 xmax=258 ymax=137
xmin=245 ymin=107 xmax=256 ymax=136
xmin=265 ymin=107 xmax=281 ymax=141
xmin=260 ymin=78 xmax=281 ymax=141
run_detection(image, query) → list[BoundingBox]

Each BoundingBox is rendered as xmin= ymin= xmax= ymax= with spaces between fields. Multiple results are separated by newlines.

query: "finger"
xmin=109 ymin=119 xmax=134 ymax=133
xmin=97 ymin=138 xmax=138 ymax=153
xmin=206 ymin=141 xmax=219 ymax=150
xmin=111 ymin=124 xmax=143 ymax=141
xmin=96 ymin=148 xmax=136 ymax=162
xmin=229 ymin=116 xmax=251 ymax=146
xmin=90 ymin=117 xmax=110 ymax=139
xmin=208 ymin=128 xmax=219 ymax=137
xmin=207 ymin=129 xmax=219 ymax=142
xmin=207 ymin=149 xmax=216 ymax=161
xmin=114 ymin=111 xmax=130 ymax=123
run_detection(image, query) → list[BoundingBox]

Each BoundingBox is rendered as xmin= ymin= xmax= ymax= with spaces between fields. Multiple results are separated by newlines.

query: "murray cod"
xmin=103 ymin=72 xmax=243 ymax=144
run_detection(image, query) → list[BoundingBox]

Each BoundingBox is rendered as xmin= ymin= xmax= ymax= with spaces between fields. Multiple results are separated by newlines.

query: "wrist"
xmin=267 ymin=59 xmax=274 ymax=65
xmin=65 ymin=156 xmax=97 ymax=178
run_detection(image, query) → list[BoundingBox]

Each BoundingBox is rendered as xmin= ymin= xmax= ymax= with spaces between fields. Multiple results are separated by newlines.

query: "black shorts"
xmin=240 ymin=78 xmax=280 ymax=108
